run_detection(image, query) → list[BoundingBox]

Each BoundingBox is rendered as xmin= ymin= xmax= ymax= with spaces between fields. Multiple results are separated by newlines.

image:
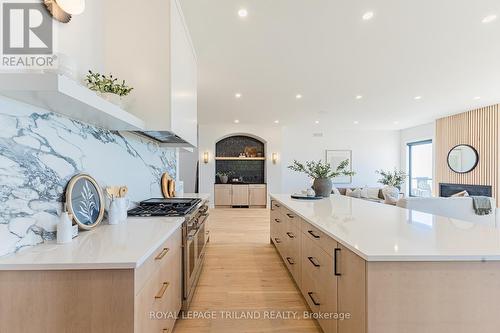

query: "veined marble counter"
xmin=0 ymin=216 xmax=184 ymax=270
xmin=271 ymin=194 xmax=500 ymax=262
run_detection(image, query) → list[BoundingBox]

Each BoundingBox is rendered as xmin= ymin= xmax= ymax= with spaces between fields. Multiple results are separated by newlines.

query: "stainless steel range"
xmin=128 ymin=197 xmax=209 ymax=310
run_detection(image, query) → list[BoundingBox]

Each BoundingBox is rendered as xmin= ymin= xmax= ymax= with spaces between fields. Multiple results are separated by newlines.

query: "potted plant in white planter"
xmin=376 ymin=169 xmax=407 ymax=204
xmin=85 ymin=70 xmax=134 ymax=108
xmin=288 ymin=159 xmax=355 ymax=197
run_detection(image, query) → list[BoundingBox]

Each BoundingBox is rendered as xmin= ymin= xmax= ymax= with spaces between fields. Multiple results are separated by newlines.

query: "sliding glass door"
xmin=407 ymin=140 xmax=433 ymax=197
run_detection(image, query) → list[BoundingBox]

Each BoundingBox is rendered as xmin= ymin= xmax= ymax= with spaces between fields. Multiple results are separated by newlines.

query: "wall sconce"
xmin=203 ymin=152 xmax=209 ymax=164
xmin=272 ymin=153 xmax=278 ymax=164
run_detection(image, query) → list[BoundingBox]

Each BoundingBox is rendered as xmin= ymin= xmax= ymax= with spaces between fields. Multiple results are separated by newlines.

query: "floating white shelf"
xmin=215 ymin=157 xmax=266 ymax=161
xmin=0 ymin=73 xmax=145 ymax=131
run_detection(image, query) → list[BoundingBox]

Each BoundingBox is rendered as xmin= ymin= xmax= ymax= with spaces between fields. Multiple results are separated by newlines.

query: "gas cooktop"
xmin=127 ymin=198 xmax=202 ymax=217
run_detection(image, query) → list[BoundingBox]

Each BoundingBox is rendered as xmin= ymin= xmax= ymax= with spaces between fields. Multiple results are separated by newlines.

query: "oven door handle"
xmin=187 ymin=229 xmax=199 ymax=241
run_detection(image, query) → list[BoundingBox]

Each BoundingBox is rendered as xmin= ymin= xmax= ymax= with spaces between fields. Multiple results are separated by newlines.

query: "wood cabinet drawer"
xmin=301 ymin=238 xmax=338 ymax=333
xmin=270 ymin=211 xmax=284 ymax=245
xmin=301 ymin=219 xmax=337 ymax=257
xmin=283 ymin=225 xmax=301 ymax=286
xmin=135 ymin=241 xmax=182 ymax=333
xmin=270 ymin=200 xmax=283 ymax=214
xmin=282 ymin=207 xmax=301 ymax=229
xmin=135 ymin=228 xmax=182 ymax=295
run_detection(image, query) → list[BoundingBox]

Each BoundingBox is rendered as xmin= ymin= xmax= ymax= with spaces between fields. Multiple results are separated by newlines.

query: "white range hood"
xmin=103 ymin=0 xmax=198 ymax=147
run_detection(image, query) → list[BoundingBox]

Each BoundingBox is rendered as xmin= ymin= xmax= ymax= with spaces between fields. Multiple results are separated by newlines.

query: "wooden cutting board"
xmin=161 ymin=173 xmax=176 ymax=198
xmin=161 ymin=173 xmax=172 ymax=198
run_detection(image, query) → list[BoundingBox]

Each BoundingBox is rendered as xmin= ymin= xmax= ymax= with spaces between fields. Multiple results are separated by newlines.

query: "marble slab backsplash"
xmin=0 ymin=97 xmax=177 ymax=256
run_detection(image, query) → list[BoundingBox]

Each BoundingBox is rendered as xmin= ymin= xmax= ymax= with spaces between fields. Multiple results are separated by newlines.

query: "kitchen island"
xmin=270 ymin=194 xmax=500 ymax=333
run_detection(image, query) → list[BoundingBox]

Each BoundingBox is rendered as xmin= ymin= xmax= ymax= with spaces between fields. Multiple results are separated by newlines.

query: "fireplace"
xmin=439 ymin=183 xmax=492 ymax=197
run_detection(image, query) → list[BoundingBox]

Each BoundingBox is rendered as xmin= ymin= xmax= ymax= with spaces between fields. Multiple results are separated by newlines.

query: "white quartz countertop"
xmin=0 ymin=193 xmax=210 ymax=271
xmin=271 ymin=194 xmax=500 ymax=262
xmin=0 ymin=217 xmax=184 ymax=270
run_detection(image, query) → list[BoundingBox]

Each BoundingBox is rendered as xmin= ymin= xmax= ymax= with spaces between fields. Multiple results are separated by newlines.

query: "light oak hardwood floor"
xmin=173 ymin=208 xmax=321 ymax=333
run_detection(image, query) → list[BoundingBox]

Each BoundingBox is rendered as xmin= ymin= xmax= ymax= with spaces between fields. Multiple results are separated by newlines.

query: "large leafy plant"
xmin=288 ymin=160 xmax=355 ymax=179
xmin=376 ymin=169 xmax=407 ymax=188
xmin=85 ymin=70 xmax=134 ymax=97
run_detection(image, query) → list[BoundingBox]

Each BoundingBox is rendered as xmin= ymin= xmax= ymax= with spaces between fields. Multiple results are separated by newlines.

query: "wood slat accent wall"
xmin=435 ymin=104 xmax=500 ymax=206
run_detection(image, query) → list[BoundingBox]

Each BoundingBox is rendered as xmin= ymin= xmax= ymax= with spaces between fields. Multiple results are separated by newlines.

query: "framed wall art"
xmin=325 ymin=150 xmax=353 ymax=184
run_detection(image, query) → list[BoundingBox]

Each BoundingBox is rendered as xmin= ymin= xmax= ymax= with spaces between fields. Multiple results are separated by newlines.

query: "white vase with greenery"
xmin=288 ymin=160 xmax=355 ymax=197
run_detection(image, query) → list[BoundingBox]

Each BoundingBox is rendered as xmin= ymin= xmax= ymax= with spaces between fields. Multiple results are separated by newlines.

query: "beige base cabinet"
xmin=249 ymin=184 xmax=267 ymax=207
xmin=271 ymin=199 xmax=365 ymax=333
xmin=232 ymin=185 xmax=250 ymax=205
xmin=215 ymin=184 xmax=267 ymax=207
xmin=0 ymin=228 xmax=183 ymax=333
xmin=214 ymin=184 xmax=232 ymax=206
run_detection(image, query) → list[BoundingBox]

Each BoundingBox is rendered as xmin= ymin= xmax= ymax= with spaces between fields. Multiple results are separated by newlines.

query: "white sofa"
xmin=396 ymin=196 xmax=497 ymax=224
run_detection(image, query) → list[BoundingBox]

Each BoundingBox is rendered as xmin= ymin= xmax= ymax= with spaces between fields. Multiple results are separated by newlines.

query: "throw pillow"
xmin=360 ymin=188 xmax=369 ymax=198
xmin=451 ymin=190 xmax=469 ymax=197
xmin=366 ymin=187 xmax=381 ymax=200
xmin=332 ymin=187 xmax=341 ymax=195
xmin=382 ymin=187 xmax=399 ymax=205
xmin=346 ymin=188 xmax=362 ymax=198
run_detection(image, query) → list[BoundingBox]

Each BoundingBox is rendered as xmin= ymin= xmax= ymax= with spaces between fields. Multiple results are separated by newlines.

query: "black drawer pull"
xmin=307 ymin=230 xmax=320 ymax=239
xmin=286 ymin=257 xmax=295 ymax=265
xmin=334 ymin=248 xmax=341 ymax=276
xmin=307 ymin=256 xmax=320 ymax=267
xmin=274 ymin=238 xmax=281 ymax=244
xmin=274 ymin=218 xmax=281 ymax=223
xmin=307 ymin=292 xmax=320 ymax=306
xmin=286 ymin=213 xmax=295 ymax=218
xmin=286 ymin=232 xmax=295 ymax=238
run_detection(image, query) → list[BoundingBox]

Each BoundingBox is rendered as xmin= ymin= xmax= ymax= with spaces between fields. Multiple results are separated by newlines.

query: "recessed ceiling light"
xmin=238 ymin=9 xmax=248 ymax=17
xmin=355 ymin=95 xmax=363 ymax=100
xmin=362 ymin=12 xmax=374 ymax=20
xmin=296 ymin=94 xmax=302 ymax=99
xmin=274 ymin=120 xmax=279 ymax=124
xmin=482 ymin=15 xmax=497 ymax=23
xmin=414 ymin=96 xmax=422 ymax=100
xmin=234 ymin=119 xmax=240 ymax=124
xmin=315 ymin=120 xmax=320 ymax=124
xmin=235 ymin=93 xmax=242 ymax=98
xmin=393 ymin=121 xmax=399 ymax=125
xmin=353 ymin=120 xmax=359 ymax=125
xmin=474 ymin=96 xmax=481 ymax=100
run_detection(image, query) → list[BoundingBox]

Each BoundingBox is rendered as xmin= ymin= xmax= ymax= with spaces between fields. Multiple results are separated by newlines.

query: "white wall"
xmin=178 ymin=148 xmax=199 ymax=193
xmin=56 ymin=1 xmax=106 ymax=79
xmin=281 ymin=125 xmax=401 ymax=194
xmin=198 ymin=124 xmax=283 ymax=206
xmin=399 ymin=122 xmax=436 ymax=195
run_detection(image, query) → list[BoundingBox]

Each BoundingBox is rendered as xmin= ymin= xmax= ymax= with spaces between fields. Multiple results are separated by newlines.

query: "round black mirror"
xmin=447 ymin=144 xmax=478 ymax=173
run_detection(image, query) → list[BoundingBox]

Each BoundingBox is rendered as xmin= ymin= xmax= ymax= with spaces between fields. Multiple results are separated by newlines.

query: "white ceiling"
xmin=180 ymin=0 xmax=500 ymax=130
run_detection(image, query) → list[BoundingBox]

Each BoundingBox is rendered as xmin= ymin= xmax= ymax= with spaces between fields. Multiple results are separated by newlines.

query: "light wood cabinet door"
xmin=301 ymin=236 xmax=338 ymax=333
xmin=231 ymin=185 xmax=249 ymax=205
xmin=214 ymin=185 xmax=232 ymax=206
xmin=337 ymin=244 xmax=366 ymax=333
xmin=249 ymin=185 xmax=267 ymax=206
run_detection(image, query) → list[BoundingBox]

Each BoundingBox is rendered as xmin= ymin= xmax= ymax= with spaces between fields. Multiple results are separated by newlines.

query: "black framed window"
xmin=407 ymin=140 xmax=433 ymax=197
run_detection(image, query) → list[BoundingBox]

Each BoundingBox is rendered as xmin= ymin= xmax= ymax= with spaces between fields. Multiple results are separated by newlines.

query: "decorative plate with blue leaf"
xmin=65 ymin=174 xmax=104 ymax=230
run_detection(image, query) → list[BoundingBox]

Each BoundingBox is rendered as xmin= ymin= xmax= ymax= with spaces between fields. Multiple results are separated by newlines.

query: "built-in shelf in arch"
xmin=215 ymin=157 xmax=266 ymax=161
